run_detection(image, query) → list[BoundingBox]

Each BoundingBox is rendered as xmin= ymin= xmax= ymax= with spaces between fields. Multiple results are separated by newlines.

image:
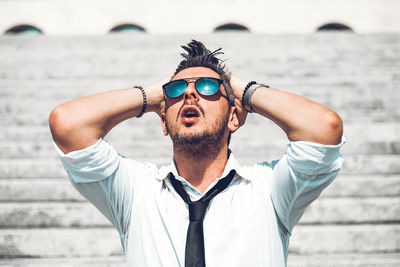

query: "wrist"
xmin=229 ymin=75 xmax=247 ymax=100
xmin=143 ymin=84 xmax=164 ymax=114
xmin=133 ymin=86 xmax=146 ymax=117
xmin=242 ymin=82 xmax=269 ymax=113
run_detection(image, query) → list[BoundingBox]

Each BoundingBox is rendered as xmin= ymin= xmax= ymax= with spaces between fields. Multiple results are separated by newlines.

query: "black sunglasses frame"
xmin=162 ymin=77 xmax=223 ymax=99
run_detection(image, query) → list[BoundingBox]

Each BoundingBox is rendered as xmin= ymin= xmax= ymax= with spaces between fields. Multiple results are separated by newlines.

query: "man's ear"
xmin=161 ymin=112 xmax=169 ymax=136
xmin=227 ymin=106 xmax=240 ymax=133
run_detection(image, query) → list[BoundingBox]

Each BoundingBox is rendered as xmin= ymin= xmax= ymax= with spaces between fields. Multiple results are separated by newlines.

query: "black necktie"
xmin=169 ymin=170 xmax=235 ymax=267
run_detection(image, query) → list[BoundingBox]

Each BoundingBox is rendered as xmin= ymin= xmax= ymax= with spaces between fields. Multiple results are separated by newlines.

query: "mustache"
xmin=176 ymin=101 xmax=205 ymax=121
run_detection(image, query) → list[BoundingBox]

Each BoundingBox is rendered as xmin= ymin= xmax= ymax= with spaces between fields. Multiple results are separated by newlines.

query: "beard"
xmin=165 ymin=111 xmax=230 ymax=158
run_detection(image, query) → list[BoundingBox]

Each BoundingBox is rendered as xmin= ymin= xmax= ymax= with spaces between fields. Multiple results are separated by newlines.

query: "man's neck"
xmin=173 ymin=145 xmax=229 ymax=194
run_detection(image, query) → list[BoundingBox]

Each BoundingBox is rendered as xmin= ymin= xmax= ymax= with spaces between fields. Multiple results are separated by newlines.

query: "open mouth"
xmin=183 ymin=109 xmax=199 ymax=117
xmin=180 ymin=106 xmax=201 ymax=124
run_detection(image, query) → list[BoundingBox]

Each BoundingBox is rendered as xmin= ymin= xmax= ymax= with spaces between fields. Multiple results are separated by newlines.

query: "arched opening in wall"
xmin=5 ymin=24 xmax=43 ymax=35
xmin=317 ymin=23 xmax=353 ymax=32
xmin=214 ymin=23 xmax=250 ymax=32
xmin=109 ymin=24 xmax=146 ymax=33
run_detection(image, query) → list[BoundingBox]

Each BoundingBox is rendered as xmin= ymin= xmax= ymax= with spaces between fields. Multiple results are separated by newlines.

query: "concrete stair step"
xmin=0 ymin=114 xmax=163 ymax=141
xmin=1 ymin=120 xmax=400 ymax=141
xmin=290 ymin=224 xmax=400 ymax=254
xmin=2 ymin=78 xmax=397 ymax=105
xmin=2 ymin=109 xmax=400 ymax=128
xmin=1 ymin=175 xmax=399 ymax=202
xmin=0 ymin=140 xmax=172 ymax=160
xmin=326 ymin=175 xmax=400 ymax=198
xmin=0 ymin=228 xmax=123 ymax=258
xmin=0 ymin=256 xmax=126 ymax=267
xmin=1 ymin=35 xmax=398 ymax=77
xmin=0 ymin=225 xmax=398 ymax=257
xmin=2 ymin=55 xmax=395 ymax=78
xmin=2 ymin=139 xmax=400 ymax=160
xmin=2 ymin=97 xmax=397 ymax=128
xmin=1 ymin=254 xmax=400 ymax=267
xmin=0 ymin=202 xmax=110 ymax=228
xmin=1 ymin=155 xmax=400 ymax=179
xmin=245 ymin=154 xmax=400 ymax=174
xmin=0 ymin=58 xmax=397 ymax=76
xmin=0 ymin=126 xmax=51 ymax=141
xmin=0 ymin=197 xmax=398 ymax=228
xmin=301 ymin=197 xmax=400 ymax=224
xmin=0 ymin=179 xmax=84 ymax=202
xmin=0 ymin=159 xmax=67 ymax=178
xmin=0 ymin=77 xmax=397 ymax=92
xmin=1 ymin=83 xmax=398 ymax=116
xmin=287 ymin=253 xmax=400 ymax=267
xmin=1 ymin=122 xmax=400 ymax=157
xmin=0 ymin=197 xmax=400 ymax=228
xmin=1 ymin=84 xmax=398 ymax=111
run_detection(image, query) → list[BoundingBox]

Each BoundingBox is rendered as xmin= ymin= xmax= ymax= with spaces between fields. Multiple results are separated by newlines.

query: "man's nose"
xmin=183 ymin=82 xmax=199 ymax=102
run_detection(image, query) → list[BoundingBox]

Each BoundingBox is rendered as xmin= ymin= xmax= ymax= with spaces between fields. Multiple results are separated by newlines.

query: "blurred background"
xmin=1 ymin=0 xmax=400 ymax=34
xmin=0 ymin=0 xmax=399 ymax=266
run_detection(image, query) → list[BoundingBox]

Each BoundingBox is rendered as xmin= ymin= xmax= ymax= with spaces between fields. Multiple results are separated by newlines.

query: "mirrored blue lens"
xmin=164 ymin=78 xmax=221 ymax=98
xmin=165 ymin=80 xmax=188 ymax=98
xmin=196 ymin=78 xmax=220 ymax=96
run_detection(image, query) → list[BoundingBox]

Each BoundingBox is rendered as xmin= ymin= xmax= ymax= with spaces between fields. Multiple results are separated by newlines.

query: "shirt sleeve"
xmin=53 ymin=139 xmax=154 ymax=238
xmin=270 ymin=137 xmax=345 ymax=233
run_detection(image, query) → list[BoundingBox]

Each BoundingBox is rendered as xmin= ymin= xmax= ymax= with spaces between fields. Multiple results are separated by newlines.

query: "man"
xmin=49 ymin=40 xmax=344 ymax=267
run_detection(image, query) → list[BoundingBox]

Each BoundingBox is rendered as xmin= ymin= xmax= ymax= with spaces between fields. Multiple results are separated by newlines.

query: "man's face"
xmin=161 ymin=67 xmax=238 ymax=154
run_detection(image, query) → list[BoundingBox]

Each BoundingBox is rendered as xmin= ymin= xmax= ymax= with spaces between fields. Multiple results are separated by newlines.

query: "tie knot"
xmin=188 ymin=201 xmax=209 ymax=221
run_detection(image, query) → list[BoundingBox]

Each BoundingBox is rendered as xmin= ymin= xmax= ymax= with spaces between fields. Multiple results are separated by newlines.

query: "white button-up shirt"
xmin=55 ymin=138 xmax=344 ymax=267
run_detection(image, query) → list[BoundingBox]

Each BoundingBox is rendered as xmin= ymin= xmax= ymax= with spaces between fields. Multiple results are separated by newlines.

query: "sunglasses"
xmin=162 ymin=77 xmax=223 ymax=99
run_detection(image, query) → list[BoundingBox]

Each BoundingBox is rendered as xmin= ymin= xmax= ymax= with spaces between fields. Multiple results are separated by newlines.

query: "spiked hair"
xmin=174 ymin=40 xmax=234 ymax=106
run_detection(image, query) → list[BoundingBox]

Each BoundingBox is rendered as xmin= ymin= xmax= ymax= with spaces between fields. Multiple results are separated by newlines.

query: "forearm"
xmin=251 ymin=86 xmax=343 ymax=145
xmin=49 ymin=84 xmax=163 ymax=153
xmin=230 ymin=76 xmax=343 ymax=145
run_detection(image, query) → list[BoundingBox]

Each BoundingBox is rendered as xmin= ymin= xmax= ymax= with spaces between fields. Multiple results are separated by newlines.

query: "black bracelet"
xmin=134 ymin=86 xmax=146 ymax=118
xmin=242 ymin=81 xmax=257 ymax=112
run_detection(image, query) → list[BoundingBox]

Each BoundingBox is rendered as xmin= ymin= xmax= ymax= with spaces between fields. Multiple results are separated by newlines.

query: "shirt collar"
xmin=155 ymin=150 xmax=250 ymax=182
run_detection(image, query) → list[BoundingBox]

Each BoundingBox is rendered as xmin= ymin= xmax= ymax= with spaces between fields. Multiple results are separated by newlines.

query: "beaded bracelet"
xmin=134 ymin=86 xmax=146 ymax=118
xmin=241 ymin=81 xmax=257 ymax=113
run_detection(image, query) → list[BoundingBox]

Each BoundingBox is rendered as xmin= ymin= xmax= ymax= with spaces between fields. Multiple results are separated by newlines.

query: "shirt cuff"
xmin=285 ymin=136 xmax=346 ymax=176
xmin=53 ymin=138 xmax=120 ymax=182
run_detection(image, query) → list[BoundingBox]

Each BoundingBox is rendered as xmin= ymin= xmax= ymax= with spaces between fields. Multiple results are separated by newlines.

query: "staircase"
xmin=0 ymin=33 xmax=399 ymax=266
